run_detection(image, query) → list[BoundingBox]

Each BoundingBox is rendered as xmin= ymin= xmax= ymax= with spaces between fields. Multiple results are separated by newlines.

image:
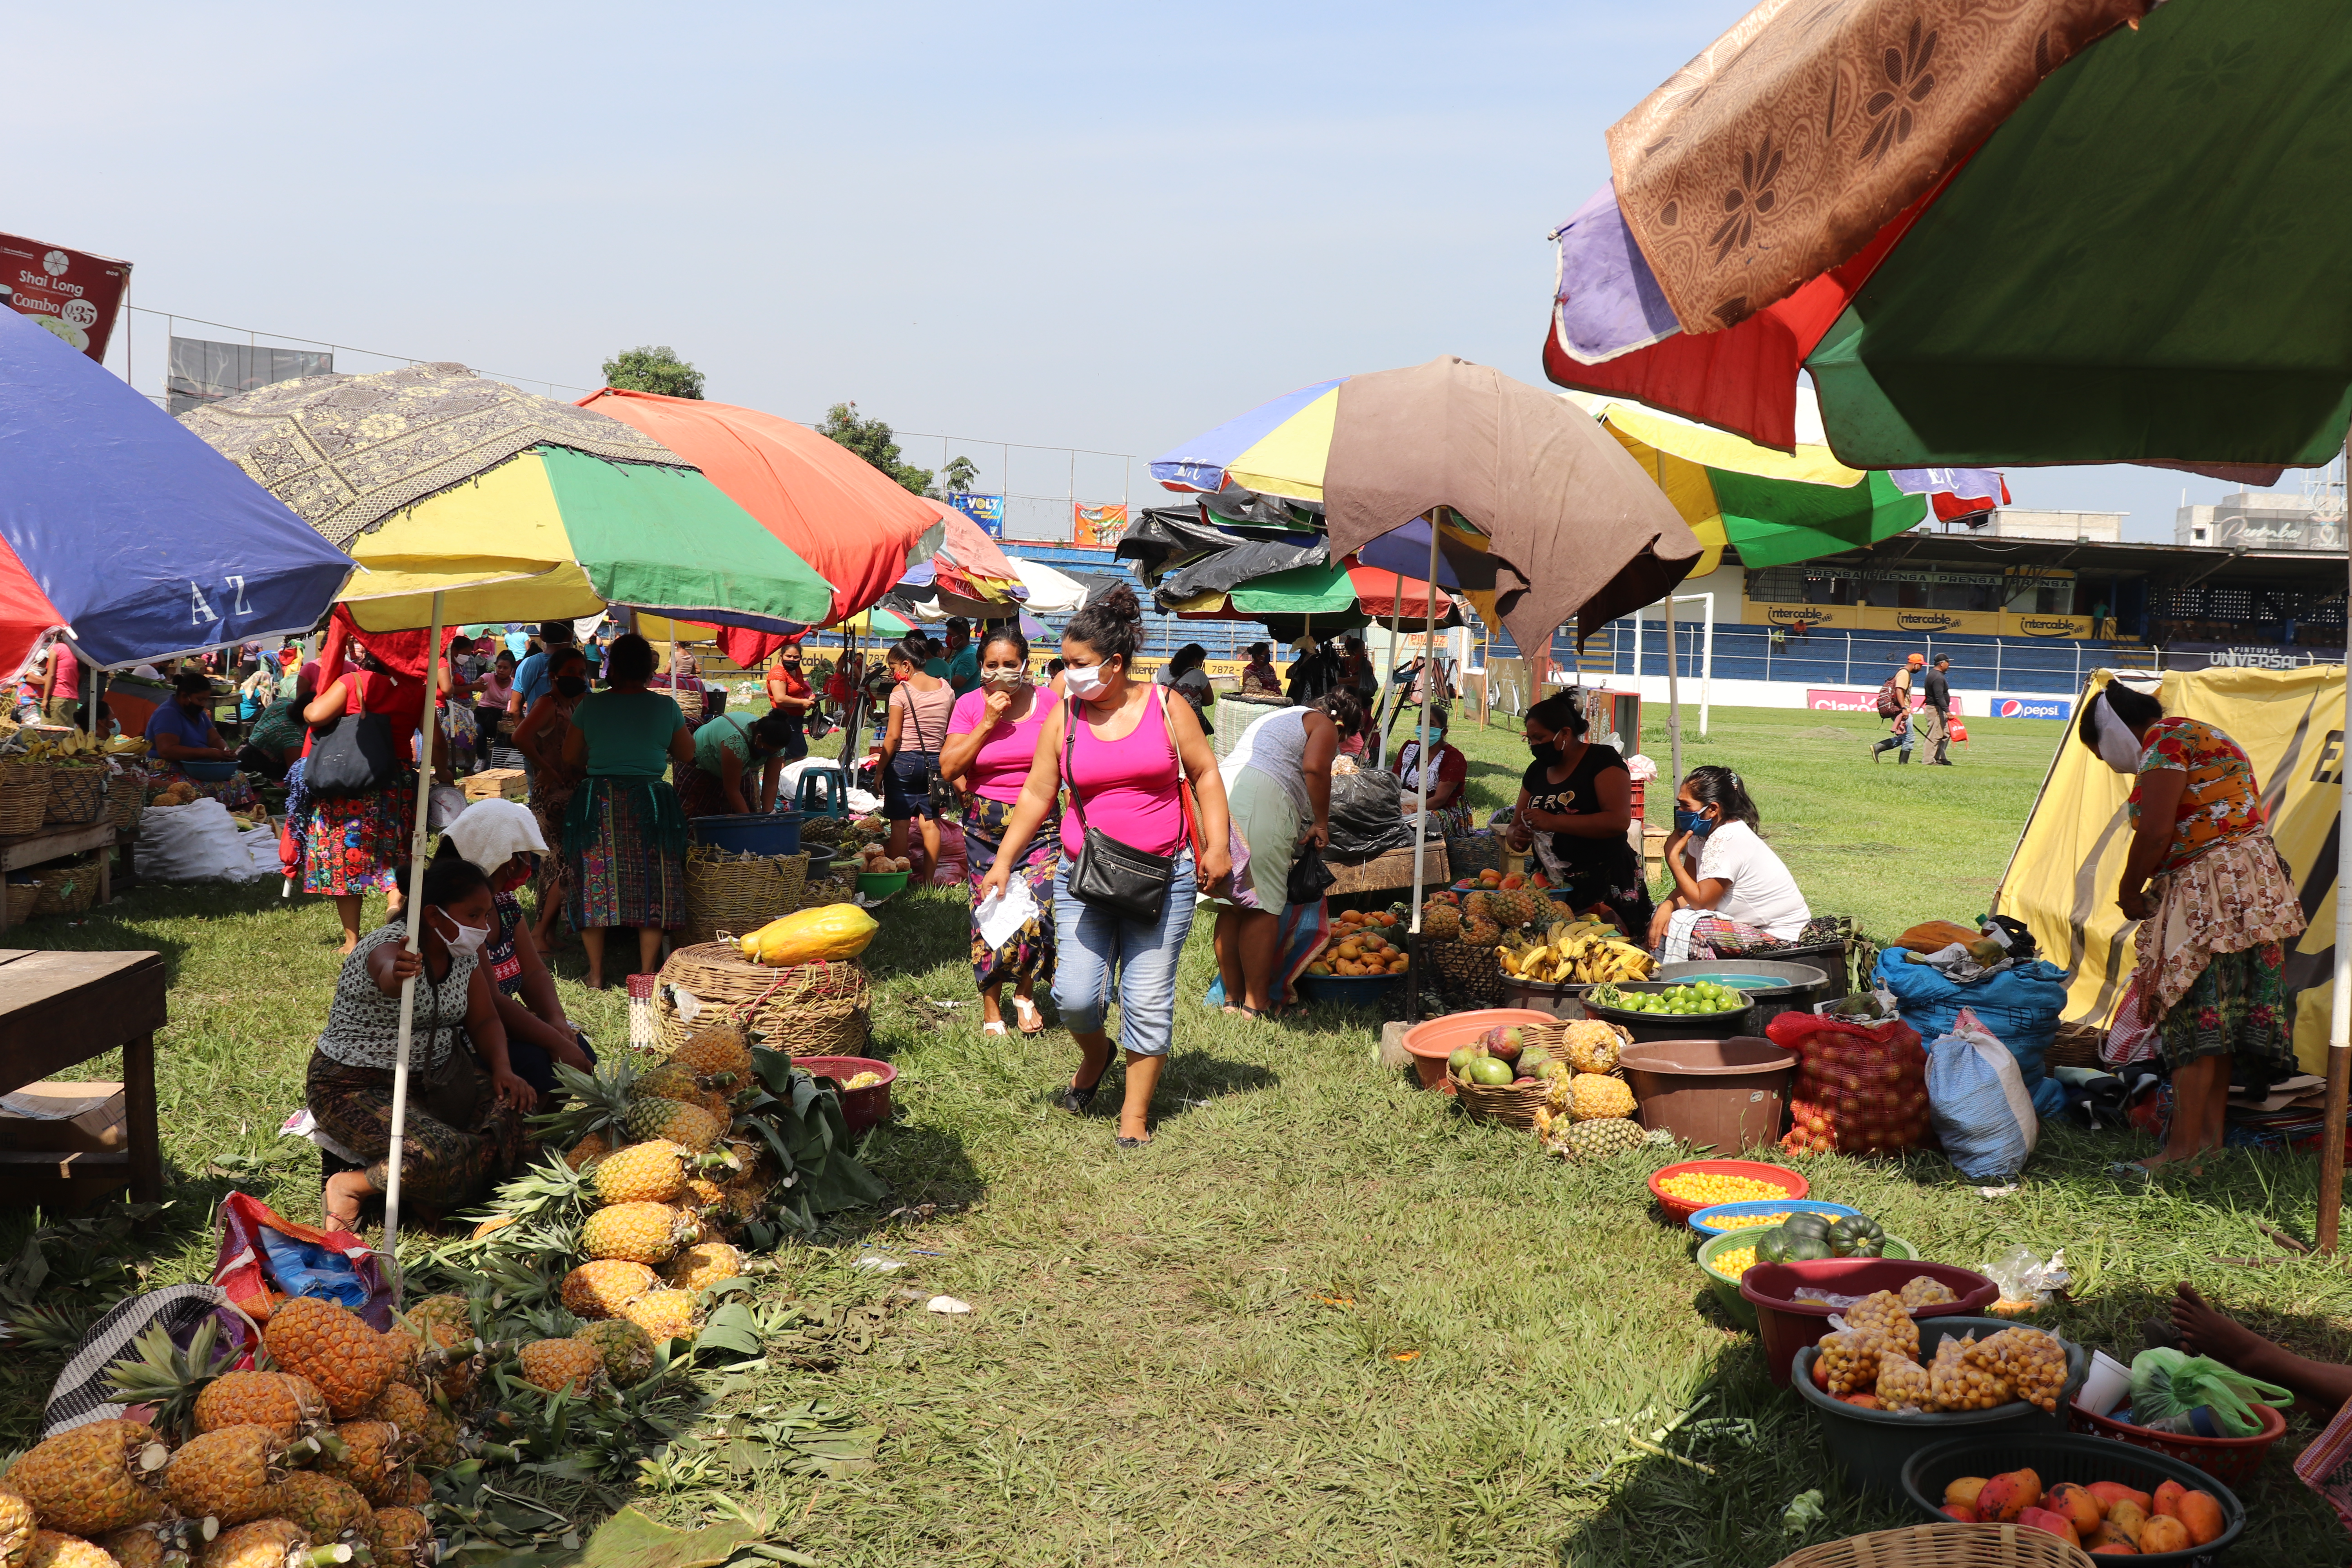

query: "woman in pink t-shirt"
xmin=977 ymin=587 xmax=1232 ymax=1148
xmin=941 ymin=626 xmax=1060 ymax=1038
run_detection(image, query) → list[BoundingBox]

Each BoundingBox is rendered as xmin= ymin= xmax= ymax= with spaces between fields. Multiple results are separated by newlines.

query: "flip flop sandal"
xmin=1115 ymin=1136 xmax=1151 ymax=1150
xmin=2104 ymin=1161 xmax=2154 ymax=1182
xmin=1011 ymin=997 xmax=1045 ymax=1036
xmin=982 ymin=1020 xmax=1008 ymax=1036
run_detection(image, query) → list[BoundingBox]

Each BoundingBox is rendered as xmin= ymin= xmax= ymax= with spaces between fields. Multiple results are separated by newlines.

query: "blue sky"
xmin=5 ymin=0 xmax=2256 ymax=539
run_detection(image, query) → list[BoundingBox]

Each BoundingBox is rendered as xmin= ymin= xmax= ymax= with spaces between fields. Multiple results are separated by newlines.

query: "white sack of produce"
xmin=238 ymin=826 xmax=279 ymax=880
xmin=136 ymin=798 xmax=263 ymax=881
xmin=1925 ymin=1005 xmax=2040 ymax=1181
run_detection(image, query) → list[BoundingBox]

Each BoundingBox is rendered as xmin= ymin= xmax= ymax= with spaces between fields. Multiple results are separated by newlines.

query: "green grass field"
xmin=8 ymin=704 xmax=2352 ymax=1567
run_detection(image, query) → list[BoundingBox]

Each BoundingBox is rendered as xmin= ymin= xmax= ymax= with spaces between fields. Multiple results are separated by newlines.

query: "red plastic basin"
xmin=1399 ymin=1009 xmax=1557 ymax=1094
xmin=795 ymin=1054 xmax=895 ymax=1134
xmin=1741 ymin=1258 xmax=1998 ymax=1387
xmin=1647 ymin=1158 xmax=1807 ymax=1223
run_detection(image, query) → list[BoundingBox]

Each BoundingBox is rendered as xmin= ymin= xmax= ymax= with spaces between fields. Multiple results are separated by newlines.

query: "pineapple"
xmin=559 ymin=1261 xmax=655 ymax=1321
xmin=193 ymin=1374 xmax=330 ymax=1442
xmin=360 ymin=1386 xmax=454 ymax=1470
xmin=1562 ymin=1118 xmax=1646 ymax=1158
xmin=632 ymin=1063 xmax=699 ymax=1103
xmin=98 ymin=1523 xmax=196 ymax=1568
xmin=1460 ymin=891 xmax=1493 ymax=925
xmin=376 ymin=1475 xmax=430 ymax=1511
xmin=377 ymin=1332 xmax=420 ymax=1391
xmin=3 ymin=1421 xmax=168 ymax=1537
xmin=162 ymin=1427 xmax=309 ymax=1528
xmin=27 ymin=1536 xmax=120 ymax=1568
xmin=1565 ymin=1073 xmax=1636 ymax=1121
xmin=680 ymin=1177 xmax=726 ymax=1214
xmin=620 ymin=1098 xmax=721 ymax=1153
xmin=364 ymin=1510 xmax=432 ymax=1568
xmin=1420 ymin=901 xmax=1462 ymax=941
xmin=663 ymin=1243 xmax=745 ymax=1294
xmin=581 ymin=1202 xmax=690 ymax=1266
xmin=620 ymin=1289 xmax=700 ymax=1345
xmin=2 ymin=1486 xmax=33 ymax=1568
xmin=469 ymin=1215 xmax=515 ymax=1241
xmin=261 ymin=1299 xmax=397 ymax=1419
xmin=693 ymin=1090 xmax=734 ymax=1127
xmin=516 ymin=1339 xmax=602 ymax=1394
xmin=1462 ymin=916 xmax=1501 ymax=947
xmin=1560 ymin=1020 xmax=1624 ymax=1076
xmin=320 ymin=1425 xmax=412 ymax=1508
xmin=589 ymin=1142 xmax=690 ymax=1207
xmin=571 ymin=1320 xmax=655 ymax=1387
xmin=198 ymin=1521 xmax=340 ymax=1568
xmin=537 ymin=1060 xmax=717 ymax=1158
xmin=667 ymin=1022 xmax=753 ymax=1087
xmin=562 ymin=1132 xmax=610 ymax=1171
xmin=392 ymin=1296 xmax=478 ymax=1401
xmin=266 ymin=1475 xmax=368 ymax=1548
xmin=101 ymin=1321 xmax=229 ymax=1442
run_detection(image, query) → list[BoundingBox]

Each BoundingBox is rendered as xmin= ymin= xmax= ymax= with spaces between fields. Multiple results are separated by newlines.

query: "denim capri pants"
xmin=1050 ymin=848 xmax=1196 ymax=1058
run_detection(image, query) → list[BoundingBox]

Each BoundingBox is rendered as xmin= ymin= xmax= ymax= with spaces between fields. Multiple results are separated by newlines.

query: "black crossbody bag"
xmin=1062 ymin=694 xmax=1191 ymax=924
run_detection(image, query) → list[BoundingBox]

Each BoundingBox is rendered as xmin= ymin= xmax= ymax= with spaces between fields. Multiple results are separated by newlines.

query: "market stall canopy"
xmin=574 ymin=387 xmax=940 ymax=628
xmin=1546 ymin=0 xmax=2352 ymax=470
xmin=1007 ymin=556 xmax=1087 ymax=615
xmin=1150 ymin=536 xmax=1328 ymax=610
xmin=0 ymin=307 xmax=354 ymax=675
xmin=181 ymin=364 xmax=836 ymax=634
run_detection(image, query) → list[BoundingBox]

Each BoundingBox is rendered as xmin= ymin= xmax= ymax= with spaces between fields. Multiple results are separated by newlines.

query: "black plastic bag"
xmin=1326 ymin=769 xmax=1412 ymax=860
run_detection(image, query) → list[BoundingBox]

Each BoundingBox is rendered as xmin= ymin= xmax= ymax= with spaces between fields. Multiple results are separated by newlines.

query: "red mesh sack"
xmin=1764 ymin=1009 xmax=1930 ymax=1155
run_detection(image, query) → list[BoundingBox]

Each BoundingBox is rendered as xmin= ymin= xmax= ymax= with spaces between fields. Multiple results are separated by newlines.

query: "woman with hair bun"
xmin=977 ymin=584 xmax=1232 ymax=1147
xmin=1649 ymin=764 xmax=1812 ymax=959
xmin=878 ymin=632 xmax=954 ymax=880
xmin=1506 ymin=691 xmax=1651 ymax=936
xmin=1210 ymin=687 xmax=1364 ymax=1017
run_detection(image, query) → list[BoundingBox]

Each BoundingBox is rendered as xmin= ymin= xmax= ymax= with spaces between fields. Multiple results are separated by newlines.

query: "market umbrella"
xmin=0 ymin=307 xmax=353 ymax=675
xmin=184 ymin=363 xmax=840 ymax=1267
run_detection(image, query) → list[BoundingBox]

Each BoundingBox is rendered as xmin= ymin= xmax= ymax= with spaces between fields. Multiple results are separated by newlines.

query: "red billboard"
xmin=0 ymin=234 xmax=131 ymax=361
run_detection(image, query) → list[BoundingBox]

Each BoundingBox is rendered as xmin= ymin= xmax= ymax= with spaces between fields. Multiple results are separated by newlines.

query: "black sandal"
xmin=1058 ymin=1041 xmax=1115 ymax=1114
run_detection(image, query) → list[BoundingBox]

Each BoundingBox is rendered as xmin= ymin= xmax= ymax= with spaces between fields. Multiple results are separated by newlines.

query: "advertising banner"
xmin=2163 ymin=641 xmax=2344 ymax=673
xmin=946 ymin=492 xmax=1005 ymax=537
xmin=167 ymin=337 xmax=333 ymax=416
xmin=1074 ymin=502 xmax=1128 ymax=548
xmin=0 ymin=233 xmax=130 ymax=361
xmin=1991 ymin=696 xmax=2071 ymax=720
xmin=1805 ymin=688 xmax=1963 ymax=715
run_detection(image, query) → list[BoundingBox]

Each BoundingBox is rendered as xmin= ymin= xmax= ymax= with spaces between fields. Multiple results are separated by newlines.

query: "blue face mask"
xmin=1673 ymin=807 xmax=1717 ymax=836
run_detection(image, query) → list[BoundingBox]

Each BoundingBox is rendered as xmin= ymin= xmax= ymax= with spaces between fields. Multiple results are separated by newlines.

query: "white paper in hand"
xmin=975 ymin=876 xmax=1038 ymax=952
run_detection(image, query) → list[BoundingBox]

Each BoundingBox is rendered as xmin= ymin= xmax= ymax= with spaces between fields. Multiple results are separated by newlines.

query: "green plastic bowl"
xmin=1699 ymin=1228 xmax=1917 ymax=1330
xmin=856 ymin=869 xmax=912 ymax=901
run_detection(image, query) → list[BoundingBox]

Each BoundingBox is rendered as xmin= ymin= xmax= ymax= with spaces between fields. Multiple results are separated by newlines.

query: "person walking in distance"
xmin=1871 ymin=654 xmax=1921 ymax=765
xmin=1919 ymin=655 xmax=1956 ymax=766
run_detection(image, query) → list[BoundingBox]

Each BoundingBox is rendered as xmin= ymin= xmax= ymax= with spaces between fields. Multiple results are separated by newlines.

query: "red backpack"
xmin=1874 ymin=677 xmax=1905 ymax=718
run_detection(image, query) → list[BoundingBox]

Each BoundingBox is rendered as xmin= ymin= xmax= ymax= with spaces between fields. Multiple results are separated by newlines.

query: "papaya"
xmin=739 ymin=903 xmax=879 ymax=965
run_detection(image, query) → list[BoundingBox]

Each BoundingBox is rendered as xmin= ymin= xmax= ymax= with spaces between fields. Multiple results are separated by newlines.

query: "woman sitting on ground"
xmin=439 ymin=800 xmax=595 ymax=1098
xmin=1648 ymin=766 xmax=1815 ymax=959
xmin=309 ymin=855 xmax=534 ymax=1228
xmin=2167 ymin=1281 xmax=2352 ymax=1418
xmin=2080 ymin=679 xmax=2305 ymax=1171
xmin=1507 ymin=692 xmax=1650 ymax=935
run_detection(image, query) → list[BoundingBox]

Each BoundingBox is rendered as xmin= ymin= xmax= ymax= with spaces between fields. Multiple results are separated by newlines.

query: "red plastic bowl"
xmin=1648 ymin=1158 xmax=1808 ymax=1223
xmin=795 ymin=1054 xmax=895 ymax=1134
xmin=2069 ymin=1397 xmax=2288 ymax=1488
xmin=1741 ymin=1259 xmax=1998 ymax=1387
xmin=1399 ymin=1009 xmax=1557 ymax=1094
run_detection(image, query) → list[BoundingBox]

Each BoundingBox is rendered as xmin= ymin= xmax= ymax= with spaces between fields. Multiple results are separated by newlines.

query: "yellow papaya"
xmin=741 ymin=903 xmax=878 ymax=966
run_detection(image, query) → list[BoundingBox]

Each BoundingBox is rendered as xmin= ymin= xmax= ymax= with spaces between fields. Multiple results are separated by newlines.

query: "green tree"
xmin=601 ymin=345 xmax=705 ymax=399
xmin=938 ymin=454 xmax=981 ymax=495
xmin=820 ymin=401 xmax=932 ymax=494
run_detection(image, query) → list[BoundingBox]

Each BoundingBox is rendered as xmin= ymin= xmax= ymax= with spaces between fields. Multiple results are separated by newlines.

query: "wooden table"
xmin=0 ymin=820 xmax=117 ymax=933
xmin=0 ymin=949 xmax=165 ymax=1204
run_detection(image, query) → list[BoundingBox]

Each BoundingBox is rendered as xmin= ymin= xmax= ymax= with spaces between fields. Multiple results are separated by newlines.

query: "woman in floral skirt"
xmin=561 ymin=633 xmax=693 ymax=989
xmin=940 ymin=626 xmax=1059 ymax=1036
xmin=300 ymin=646 xmax=440 ymax=953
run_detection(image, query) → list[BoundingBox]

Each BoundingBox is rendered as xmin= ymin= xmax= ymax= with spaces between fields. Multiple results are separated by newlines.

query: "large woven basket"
xmin=42 ymin=765 xmax=105 ymax=825
xmin=105 ymin=780 xmax=145 ymax=834
xmin=1422 ymin=939 xmax=1506 ymax=1007
xmin=4 ymin=880 xmax=36 ymax=926
xmin=1455 ymin=1048 xmax=1633 ymax=1127
xmin=1769 ymin=1523 xmax=2092 ymax=1568
xmin=653 ymin=941 xmax=871 ymax=1055
xmin=681 ymin=846 xmax=809 ymax=947
xmin=2046 ymin=1020 xmax=2106 ymax=1073
xmin=30 ymin=855 xmax=100 ymax=916
xmin=0 ymin=761 xmax=47 ymax=837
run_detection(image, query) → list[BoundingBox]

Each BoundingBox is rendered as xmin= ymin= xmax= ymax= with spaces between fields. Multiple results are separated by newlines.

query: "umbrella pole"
xmin=381 ymin=589 xmax=445 ymax=1290
xmin=1662 ymin=592 xmax=1683 ymax=789
xmin=1378 ymin=567 xmax=1406 ymax=766
xmin=1407 ymin=511 xmax=1441 ymax=1026
xmin=2324 ymin=426 xmax=2352 ymax=1252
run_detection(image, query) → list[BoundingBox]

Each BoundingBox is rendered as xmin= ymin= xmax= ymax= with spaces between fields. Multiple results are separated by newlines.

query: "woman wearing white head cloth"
xmin=2080 ymin=680 xmax=2306 ymax=1171
xmin=438 ymin=799 xmax=596 ymax=1098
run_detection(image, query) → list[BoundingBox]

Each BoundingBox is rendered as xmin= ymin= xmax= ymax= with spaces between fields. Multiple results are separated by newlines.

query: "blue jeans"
xmin=1051 ymin=849 xmax=1196 ymax=1058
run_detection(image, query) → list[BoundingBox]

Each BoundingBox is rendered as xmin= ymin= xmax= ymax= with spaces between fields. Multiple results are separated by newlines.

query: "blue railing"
xmin=1492 ymin=620 xmax=2150 ymax=697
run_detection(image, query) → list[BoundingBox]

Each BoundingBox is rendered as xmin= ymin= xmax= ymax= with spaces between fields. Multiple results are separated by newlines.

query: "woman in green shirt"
xmin=677 ymin=710 xmax=793 ymax=817
xmin=560 ymin=633 xmax=694 ymax=989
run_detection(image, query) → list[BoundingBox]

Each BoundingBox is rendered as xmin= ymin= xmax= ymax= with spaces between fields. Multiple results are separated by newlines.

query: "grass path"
xmin=7 ymin=706 xmax=2352 ymax=1565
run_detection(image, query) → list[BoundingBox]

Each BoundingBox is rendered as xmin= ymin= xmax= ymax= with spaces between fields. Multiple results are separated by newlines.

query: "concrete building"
xmin=1978 ymin=508 xmax=2125 ymax=542
xmin=2176 ymin=489 xmax=2348 ymax=552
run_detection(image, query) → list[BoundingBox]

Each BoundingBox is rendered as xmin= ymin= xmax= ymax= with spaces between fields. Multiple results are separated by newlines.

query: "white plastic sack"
xmin=237 ymin=827 xmax=278 ymax=880
xmin=1926 ymin=1005 xmax=2040 ymax=1181
xmin=134 ymin=799 xmax=255 ymax=882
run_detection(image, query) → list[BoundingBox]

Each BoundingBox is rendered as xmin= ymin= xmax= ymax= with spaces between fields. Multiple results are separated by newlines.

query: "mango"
xmin=2176 ymin=1490 xmax=2226 ymax=1547
xmin=1976 ymin=1468 xmax=2043 ymax=1523
xmin=2018 ymin=1507 xmax=2080 ymax=1548
xmin=2136 ymin=1517 xmax=2190 ymax=1554
xmin=2044 ymin=1482 xmax=2104 ymax=1536
xmin=2087 ymin=1545 xmax=2140 ymax=1557
xmin=2104 ymin=1499 xmax=2150 ymax=1546
xmin=1940 ymin=1505 xmax=1977 ymax=1523
xmin=2152 ymin=1479 xmax=2187 ymax=1520
xmin=2088 ymin=1481 xmax=2151 ymax=1515
xmin=2084 ymin=1521 xmax=2138 ymax=1553
xmin=1942 ymin=1476 xmax=1988 ymax=1510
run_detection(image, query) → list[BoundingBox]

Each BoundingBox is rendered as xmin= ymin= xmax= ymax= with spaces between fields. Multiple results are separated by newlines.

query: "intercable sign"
xmin=0 ymin=233 xmax=130 ymax=360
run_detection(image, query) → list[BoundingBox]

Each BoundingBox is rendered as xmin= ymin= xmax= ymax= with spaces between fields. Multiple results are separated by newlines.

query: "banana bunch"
xmin=1495 ymin=917 xmax=1657 ymax=984
xmin=23 ymin=728 xmax=107 ymax=762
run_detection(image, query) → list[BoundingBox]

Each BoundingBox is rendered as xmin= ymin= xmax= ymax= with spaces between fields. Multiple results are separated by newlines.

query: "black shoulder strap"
xmin=1061 ymin=697 xmax=1091 ymax=833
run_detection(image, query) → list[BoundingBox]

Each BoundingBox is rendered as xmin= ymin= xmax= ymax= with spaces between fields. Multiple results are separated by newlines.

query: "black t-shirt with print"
xmin=1520 ymin=742 xmax=1628 ymax=871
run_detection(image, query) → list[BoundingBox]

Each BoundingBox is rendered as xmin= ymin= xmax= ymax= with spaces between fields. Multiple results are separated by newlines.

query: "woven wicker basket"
xmin=42 ymin=765 xmax=105 ymax=825
xmin=2046 ymin=1020 xmax=2106 ymax=1073
xmin=4 ymin=880 xmax=37 ymax=926
xmin=681 ymin=846 xmax=809 ymax=948
xmin=1455 ymin=1049 xmax=1633 ymax=1129
xmin=1769 ymin=1523 xmax=2093 ymax=1568
xmin=1423 ymin=939 xmax=1506 ymax=1007
xmin=105 ymin=780 xmax=145 ymax=834
xmin=0 ymin=764 xmax=47 ymax=836
xmin=653 ymin=941 xmax=871 ymax=1055
xmin=30 ymin=855 xmax=100 ymax=916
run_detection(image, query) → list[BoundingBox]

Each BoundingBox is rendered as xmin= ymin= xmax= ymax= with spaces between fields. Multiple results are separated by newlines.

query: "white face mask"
xmin=1062 ymin=661 xmax=1110 ymax=699
xmin=2091 ymin=692 xmax=2146 ymax=776
xmin=434 ymin=909 xmax=491 ymax=956
xmin=982 ymin=666 xmax=1027 ymax=688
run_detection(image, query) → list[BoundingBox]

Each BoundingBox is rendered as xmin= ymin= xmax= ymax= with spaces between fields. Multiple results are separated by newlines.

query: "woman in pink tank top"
xmin=978 ymin=586 xmax=1232 ymax=1148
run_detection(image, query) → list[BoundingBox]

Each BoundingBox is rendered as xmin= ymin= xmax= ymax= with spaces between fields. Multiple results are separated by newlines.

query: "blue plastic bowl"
xmin=1686 ymin=1198 xmax=1863 ymax=1239
xmin=1295 ymin=971 xmax=1402 ymax=1007
xmin=178 ymin=759 xmax=238 ymax=782
xmin=690 ymin=810 xmax=802 ymax=855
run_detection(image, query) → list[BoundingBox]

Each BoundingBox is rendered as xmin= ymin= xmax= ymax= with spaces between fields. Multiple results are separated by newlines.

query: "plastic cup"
xmin=2077 ymin=1348 xmax=2133 ymax=1417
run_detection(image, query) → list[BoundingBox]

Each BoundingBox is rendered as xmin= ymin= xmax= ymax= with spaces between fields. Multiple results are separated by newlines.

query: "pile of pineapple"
xmin=1531 ymin=1020 xmax=1648 ymax=1161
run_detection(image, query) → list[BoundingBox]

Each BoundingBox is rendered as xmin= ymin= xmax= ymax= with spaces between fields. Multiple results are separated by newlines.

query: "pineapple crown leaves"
xmin=103 ymin=1316 xmax=227 ymax=1440
xmin=531 ymin=1060 xmax=641 ymax=1145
